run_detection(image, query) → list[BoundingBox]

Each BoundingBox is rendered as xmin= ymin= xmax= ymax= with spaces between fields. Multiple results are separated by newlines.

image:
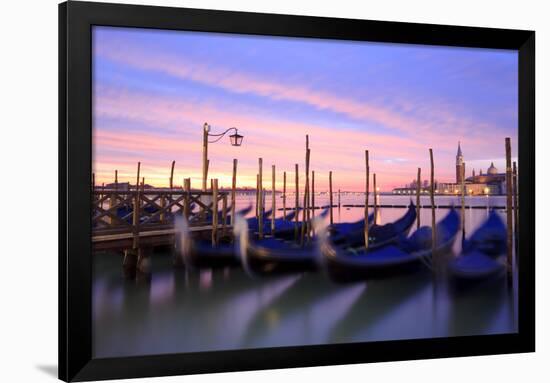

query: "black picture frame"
xmin=59 ymin=1 xmax=535 ymax=381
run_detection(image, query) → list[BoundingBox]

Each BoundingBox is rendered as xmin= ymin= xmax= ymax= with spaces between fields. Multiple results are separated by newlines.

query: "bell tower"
xmin=456 ymin=141 xmax=464 ymax=184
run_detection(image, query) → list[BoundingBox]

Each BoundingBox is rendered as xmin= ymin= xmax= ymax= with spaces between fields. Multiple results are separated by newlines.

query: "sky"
xmin=92 ymin=26 xmax=518 ymax=192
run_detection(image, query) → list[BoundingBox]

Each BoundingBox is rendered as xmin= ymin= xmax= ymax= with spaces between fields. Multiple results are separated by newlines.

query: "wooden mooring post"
xmin=92 ymin=172 xmax=96 ymax=199
xmin=255 ymin=174 xmax=260 ymax=219
xmin=136 ymin=177 xmax=150 ymax=274
xmin=108 ymin=170 xmax=118 ymax=225
xmin=295 ymin=164 xmax=299 ymax=241
xmin=329 ymin=171 xmax=334 ymax=225
xmin=212 ymin=179 xmax=219 ymax=246
xmin=311 ymin=170 xmax=315 ymax=220
xmin=271 ymin=165 xmax=276 ymax=234
xmin=505 ymin=138 xmax=513 ymax=277
xmin=183 ymin=178 xmax=191 ymax=220
xmin=461 ymin=162 xmax=466 ymax=240
xmin=301 ymin=148 xmax=311 ymax=245
xmin=161 ymin=161 xmax=175 ymax=222
xmin=202 ymin=123 xmax=209 ymax=192
xmin=416 ymin=167 xmax=421 ymax=229
xmin=258 ymin=158 xmax=264 ymax=239
xmin=283 ymin=171 xmax=287 ymax=220
xmin=133 ymin=162 xmax=141 ymax=250
xmin=513 ymin=161 xmax=519 ymax=253
xmin=222 ymin=193 xmax=228 ymax=236
xmin=231 ymin=159 xmax=237 ymax=226
xmin=372 ymin=173 xmax=378 ymax=223
xmin=429 ymin=149 xmax=436 ymax=267
xmin=364 ymin=150 xmax=369 ymax=249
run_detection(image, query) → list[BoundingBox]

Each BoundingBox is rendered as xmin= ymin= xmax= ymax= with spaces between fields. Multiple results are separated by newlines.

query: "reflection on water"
xmin=93 ymin=195 xmax=517 ymax=358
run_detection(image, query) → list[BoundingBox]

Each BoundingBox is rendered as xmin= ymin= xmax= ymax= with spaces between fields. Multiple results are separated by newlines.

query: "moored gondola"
xmin=461 ymin=210 xmax=507 ymax=256
xmin=447 ymin=212 xmax=507 ymax=291
xmin=184 ymin=210 xmax=297 ymax=269
xmin=329 ymin=212 xmax=375 ymax=242
xmin=331 ymin=202 xmax=417 ymax=249
xmin=264 ymin=208 xmax=328 ymax=239
xmin=320 ymin=208 xmax=460 ymax=281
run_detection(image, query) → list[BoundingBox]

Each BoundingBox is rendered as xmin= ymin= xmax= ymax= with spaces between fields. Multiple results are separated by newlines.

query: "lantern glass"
xmin=230 ymin=132 xmax=243 ymax=146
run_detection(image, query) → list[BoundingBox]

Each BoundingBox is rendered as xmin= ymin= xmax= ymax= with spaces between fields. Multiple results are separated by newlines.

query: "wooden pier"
xmin=92 ymin=188 xmax=229 ymax=251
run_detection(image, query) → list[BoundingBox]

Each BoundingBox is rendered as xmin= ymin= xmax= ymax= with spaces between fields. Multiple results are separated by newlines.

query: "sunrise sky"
xmin=92 ymin=26 xmax=518 ymax=192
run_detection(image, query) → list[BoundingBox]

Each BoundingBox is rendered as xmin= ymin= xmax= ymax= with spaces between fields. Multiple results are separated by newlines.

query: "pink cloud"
xmin=94 ymin=40 xmax=511 ymax=145
xmin=93 ymin=84 xmax=517 ymax=191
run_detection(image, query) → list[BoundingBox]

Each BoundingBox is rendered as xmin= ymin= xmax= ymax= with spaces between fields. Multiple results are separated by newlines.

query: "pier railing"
xmin=92 ymin=189 xmax=229 ymax=249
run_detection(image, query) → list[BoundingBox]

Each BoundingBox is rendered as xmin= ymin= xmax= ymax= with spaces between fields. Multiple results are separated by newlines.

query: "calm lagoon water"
xmin=93 ymin=195 xmax=517 ymax=358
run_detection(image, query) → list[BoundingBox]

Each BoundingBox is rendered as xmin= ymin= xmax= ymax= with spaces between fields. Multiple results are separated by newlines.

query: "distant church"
xmin=442 ymin=142 xmax=506 ymax=195
xmin=393 ymin=142 xmax=507 ymax=195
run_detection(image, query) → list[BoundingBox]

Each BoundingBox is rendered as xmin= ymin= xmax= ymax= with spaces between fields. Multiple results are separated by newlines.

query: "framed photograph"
xmin=59 ymin=1 xmax=535 ymax=381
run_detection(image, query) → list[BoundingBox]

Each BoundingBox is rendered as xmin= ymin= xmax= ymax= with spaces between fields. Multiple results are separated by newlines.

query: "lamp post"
xmin=201 ymin=122 xmax=243 ymax=191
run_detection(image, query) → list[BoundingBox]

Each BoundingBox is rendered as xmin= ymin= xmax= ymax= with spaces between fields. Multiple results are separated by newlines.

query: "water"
xmin=92 ymin=195 xmax=517 ymax=358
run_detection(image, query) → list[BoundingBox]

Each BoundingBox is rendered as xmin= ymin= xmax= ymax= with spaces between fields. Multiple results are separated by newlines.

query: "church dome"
xmin=487 ymin=162 xmax=498 ymax=175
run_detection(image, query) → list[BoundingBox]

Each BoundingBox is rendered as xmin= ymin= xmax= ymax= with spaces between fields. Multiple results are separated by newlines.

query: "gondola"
xmin=183 ymin=210 xmax=296 ymax=269
xmin=234 ymin=211 xmax=330 ymax=274
xmin=461 ymin=210 xmax=507 ymax=256
xmin=329 ymin=212 xmax=375 ymax=242
xmin=320 ymin=208 xmax=460 ymax=281
xmin=239 ymin=236 xmax=321 ymax=274
xmin=331 ymin=202 xmax=417 ymax=249
xmin=263 ymin=208 xmax=328 ymax=239
xmin=236 ymin=206 xmax=422 ymax=276
xmin=447 ymin=212 xmax=507 ymax=290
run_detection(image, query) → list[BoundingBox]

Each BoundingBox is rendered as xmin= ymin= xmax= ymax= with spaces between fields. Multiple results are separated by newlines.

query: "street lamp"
xmin=229 ymin=131 xmax=244 ymax=146
xmin=202 ymin=122 xmax=244 ymax=191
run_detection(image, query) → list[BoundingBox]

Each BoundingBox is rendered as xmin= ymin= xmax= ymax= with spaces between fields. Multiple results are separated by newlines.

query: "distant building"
xmin=456 ymin=141 xmax=464 ymax=184
xmin=393 ymin=142 xmax=506 ymax=195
